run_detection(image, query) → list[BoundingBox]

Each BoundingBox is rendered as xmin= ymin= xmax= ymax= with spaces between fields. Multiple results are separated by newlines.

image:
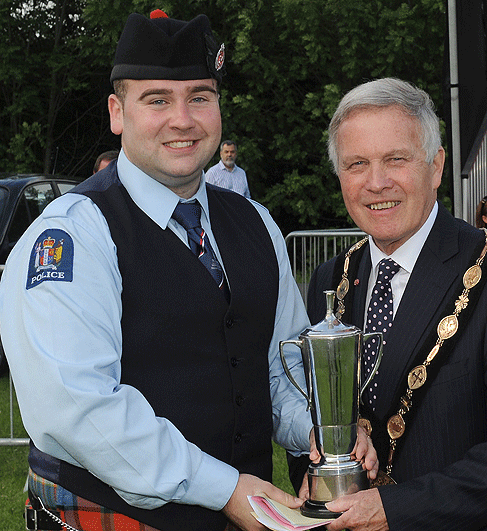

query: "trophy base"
xmin=306 ymin=458 xmax=368 ymax=516
xmin=300 ymin=499 xmax=342 ymax=519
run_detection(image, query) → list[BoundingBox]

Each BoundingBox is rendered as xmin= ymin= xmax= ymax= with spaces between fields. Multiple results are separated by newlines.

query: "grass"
xmin=0 ymin=375 xmax=294 ymax=531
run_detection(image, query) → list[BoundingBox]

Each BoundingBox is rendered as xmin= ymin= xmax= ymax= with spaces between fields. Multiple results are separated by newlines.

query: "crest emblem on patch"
xmin=27 ymin=229 xmax=74 ymax=289
xmin=215 ymin=43 xmax=225 ymax=71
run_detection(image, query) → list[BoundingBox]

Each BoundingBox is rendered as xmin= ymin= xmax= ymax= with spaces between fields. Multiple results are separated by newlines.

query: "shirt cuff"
xmin=180 ymin=452 xmax=240 ymax=511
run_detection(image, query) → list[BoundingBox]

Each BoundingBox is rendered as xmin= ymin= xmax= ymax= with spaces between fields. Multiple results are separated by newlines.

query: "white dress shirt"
xmin=366 ymin=202 xmax=439 ymax=320
xmin=204 ymin=160 xmax=251 ymax=198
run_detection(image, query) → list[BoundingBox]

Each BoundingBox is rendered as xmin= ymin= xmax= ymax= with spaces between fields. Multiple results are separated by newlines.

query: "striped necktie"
xmin=171 ymin=201 xmax=225 ymax=291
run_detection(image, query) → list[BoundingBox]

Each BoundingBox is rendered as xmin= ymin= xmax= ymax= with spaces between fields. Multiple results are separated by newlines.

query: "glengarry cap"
xmin=110 ymin=9 xmax=225 ymax=84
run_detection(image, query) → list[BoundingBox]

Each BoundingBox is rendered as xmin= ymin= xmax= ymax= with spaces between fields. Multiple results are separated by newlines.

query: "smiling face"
xmin=336 ymin=106 xmax=445 ymax=255
xmin=108 ymin=78 xmax=222 ymax=198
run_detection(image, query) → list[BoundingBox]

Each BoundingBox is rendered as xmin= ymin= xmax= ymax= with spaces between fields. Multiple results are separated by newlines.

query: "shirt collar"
xmin=369 ymin=201 xmax=438 ymax=274
xmin=117 ymin=149 xmax=209 ymax=228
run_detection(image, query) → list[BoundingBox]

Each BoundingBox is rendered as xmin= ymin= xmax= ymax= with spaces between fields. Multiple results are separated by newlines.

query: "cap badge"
xmin=215 ymin=43 xmax=225 ymax=71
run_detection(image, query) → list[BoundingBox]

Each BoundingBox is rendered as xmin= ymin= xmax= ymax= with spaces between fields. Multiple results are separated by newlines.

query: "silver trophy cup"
xmin=280 ymin=290 xmax=383 ymax=518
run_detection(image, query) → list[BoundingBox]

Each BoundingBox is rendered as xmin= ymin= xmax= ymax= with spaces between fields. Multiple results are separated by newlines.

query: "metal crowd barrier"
xmin=0 ymin=374 xmax=29 ymax=446
xmin=0 ymin=263 xmax=29 ymax=447
xmin=461 ymin=110 xmax=487 ymax=227
xmin=285 ymin=228 xmax=366 ymax=307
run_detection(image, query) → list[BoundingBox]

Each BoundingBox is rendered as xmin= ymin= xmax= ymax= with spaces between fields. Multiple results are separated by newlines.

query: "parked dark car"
xmin=0 ymin=173 xmax=82 ymax=375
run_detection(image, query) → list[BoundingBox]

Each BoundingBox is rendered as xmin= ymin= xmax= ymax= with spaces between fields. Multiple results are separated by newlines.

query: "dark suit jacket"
xmin=307 ymin=203 xmax=487 ymax=530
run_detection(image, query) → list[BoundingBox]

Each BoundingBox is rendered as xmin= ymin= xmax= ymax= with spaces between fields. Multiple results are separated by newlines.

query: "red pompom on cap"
xmin=150 ymin=9 xmax=168 ymax=19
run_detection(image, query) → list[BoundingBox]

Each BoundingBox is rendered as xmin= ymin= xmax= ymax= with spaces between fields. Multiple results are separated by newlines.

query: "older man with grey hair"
xmin=292 ymin=78 xmax=487 ymax=530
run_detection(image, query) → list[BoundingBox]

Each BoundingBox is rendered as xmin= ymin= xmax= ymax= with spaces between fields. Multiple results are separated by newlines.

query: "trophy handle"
xmin=360 ymin=332 xmax=384 ymax=399
xmin=279 ymin=339 xmax=313 ymax=410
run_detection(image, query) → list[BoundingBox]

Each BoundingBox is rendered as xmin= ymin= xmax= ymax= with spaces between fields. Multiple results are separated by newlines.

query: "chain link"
xmin=36 ymin=496 xmax=81 ymax=531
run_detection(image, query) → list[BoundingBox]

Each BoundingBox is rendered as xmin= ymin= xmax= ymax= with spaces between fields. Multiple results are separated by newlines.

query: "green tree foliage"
xmin=0 ymin=0 xmax=116 ymax=176
xmin=217 ymin=0 xmax=446 ymax=234
xmin=0 ymin=0 xmax=446 ymax=233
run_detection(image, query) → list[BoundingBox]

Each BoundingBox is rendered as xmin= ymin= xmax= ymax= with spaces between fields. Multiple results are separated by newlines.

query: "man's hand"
xmin=297 ymin=429 xmax=320 ymax=499
xmin=222 ymin=474 xmax=304 ymax=531
xmin=298 ymin=426 xmax=378 ymax=499
xmin=325 ymin=488 xmax=388 ymax=531
xmin=352 ymin=425 xmax=378 ymax=480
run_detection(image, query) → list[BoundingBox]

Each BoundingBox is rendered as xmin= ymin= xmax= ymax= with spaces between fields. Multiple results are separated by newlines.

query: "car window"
xmin=57 ymin=182 xmax=77 ymax=195
xmin=8 ymin=183 xmax=55 ymax=243
xmin=0 ymin=187 xmax=8 ymax=224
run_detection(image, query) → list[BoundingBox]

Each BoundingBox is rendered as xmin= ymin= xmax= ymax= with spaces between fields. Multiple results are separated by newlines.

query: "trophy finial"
xmin=324 ymin=290 xmax=336 ymax=319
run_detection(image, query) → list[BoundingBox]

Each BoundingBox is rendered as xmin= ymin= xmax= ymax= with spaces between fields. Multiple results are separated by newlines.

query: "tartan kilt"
xmin=28 ymin=469 xmax=241 ymax=531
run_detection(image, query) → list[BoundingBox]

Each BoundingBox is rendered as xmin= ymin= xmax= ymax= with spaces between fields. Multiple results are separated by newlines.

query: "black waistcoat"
xmin=30 ymin=168 xmax=279 ymax=530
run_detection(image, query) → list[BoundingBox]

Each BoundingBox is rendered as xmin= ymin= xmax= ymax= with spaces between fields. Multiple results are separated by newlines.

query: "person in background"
xmin=475 ymin=195 xmax=487 ymax=228
xmin=293 ymin=77 xmax=487 ymax=531
xmin=0 ymin=9 xmax=376 ymax=531
xmin=205 ymin=140 xmax=251 ymax=198
xmin=93 ymin=149 xmax=119 ymax=173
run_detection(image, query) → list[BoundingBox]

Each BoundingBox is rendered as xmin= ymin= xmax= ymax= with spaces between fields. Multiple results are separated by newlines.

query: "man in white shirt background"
xmin=205 ymin=140 xmax=251 ymax=198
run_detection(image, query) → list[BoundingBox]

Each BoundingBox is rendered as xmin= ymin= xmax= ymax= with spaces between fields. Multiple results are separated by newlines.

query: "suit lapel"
xmin=351 ymin=250 xmax=371 ymax=329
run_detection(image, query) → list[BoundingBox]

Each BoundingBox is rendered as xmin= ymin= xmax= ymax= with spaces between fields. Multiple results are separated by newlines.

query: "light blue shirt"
xmin=205 ymin=160 xmax=251 ymax=199
xmin=0 ymin=150 xmax=311 ymax=512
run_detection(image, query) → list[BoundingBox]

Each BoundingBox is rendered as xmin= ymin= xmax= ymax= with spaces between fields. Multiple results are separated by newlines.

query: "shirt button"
xmin=231 ymin=357 xmax=239 ymax=367
xmin=234 ymin=433 xmax=242 ymax=443
xmin=235 ymin=395 xmax=245 ymax=406
xmin=226 ymin=318 xmax=234 ymax=328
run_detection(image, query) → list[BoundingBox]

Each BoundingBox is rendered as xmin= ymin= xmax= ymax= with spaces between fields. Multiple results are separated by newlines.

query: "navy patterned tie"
xmin=171 ymin=201 xmax=225 ymax=290
xmin=363 ymin=258 xmax=401 ymax=409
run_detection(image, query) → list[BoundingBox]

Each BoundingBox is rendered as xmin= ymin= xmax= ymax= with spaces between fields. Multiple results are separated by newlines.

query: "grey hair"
xmin=327 ymin=78 xmax=441 ymax=174
xmin=220 ymin=139 xmax=237 ymax=150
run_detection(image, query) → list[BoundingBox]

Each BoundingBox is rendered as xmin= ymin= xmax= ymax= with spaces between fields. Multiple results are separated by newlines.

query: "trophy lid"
xmin=302 ymin=290 xmax=361 ymax=338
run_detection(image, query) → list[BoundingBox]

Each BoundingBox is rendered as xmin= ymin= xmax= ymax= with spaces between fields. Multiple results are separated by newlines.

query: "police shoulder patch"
xmin=26 ymin=229 xmax=74 ymax=290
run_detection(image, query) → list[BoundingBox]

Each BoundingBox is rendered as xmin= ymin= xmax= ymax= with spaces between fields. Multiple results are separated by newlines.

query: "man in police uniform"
xmin=0 ymin=10 xmax=376 ymax=531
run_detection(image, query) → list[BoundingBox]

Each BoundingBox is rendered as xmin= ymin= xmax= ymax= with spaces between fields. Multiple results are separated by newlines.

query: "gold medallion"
xmin=408 ymin=364 xmax=427 ymax=390
xmin=437 ymin=314 xmax=458 ymax=340
xmin=337 ymin=278 xmax=349 ymax=300
xmin=358 ymin=417 xmax=372 ymax=437
xmin=426 ymin=344 xmax=440 ymax=363
xmin=463 ymin=264 xmax=482 ymax=289
xmin=387 ymin=413 xmax=405 ymax=440
xmin=370 ymin=470 xmax=397 ymax=487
